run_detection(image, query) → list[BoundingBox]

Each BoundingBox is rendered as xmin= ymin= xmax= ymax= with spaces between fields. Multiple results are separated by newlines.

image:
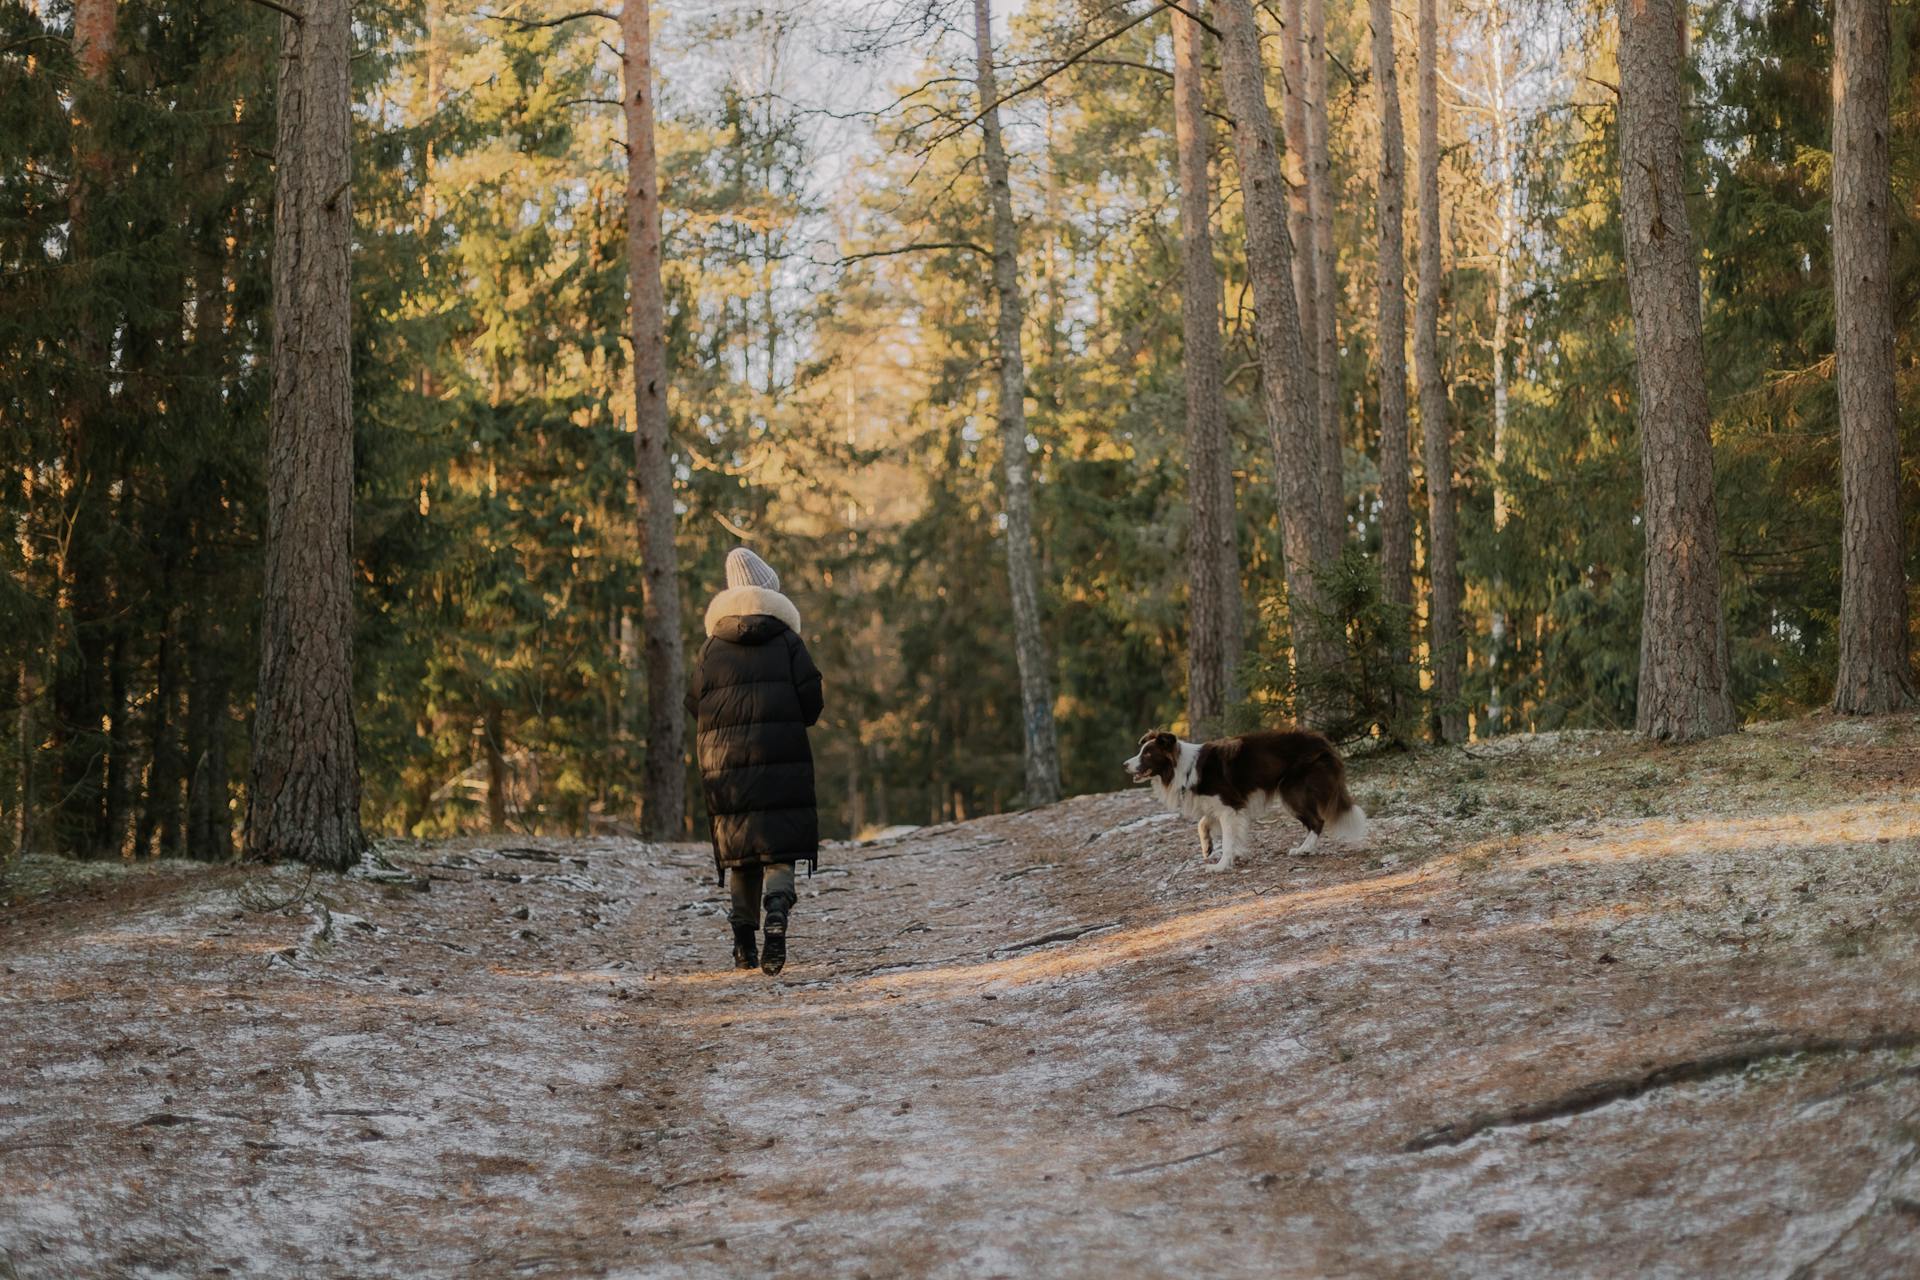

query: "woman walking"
xmin=686 ymin=548 xmax=824 ymax=975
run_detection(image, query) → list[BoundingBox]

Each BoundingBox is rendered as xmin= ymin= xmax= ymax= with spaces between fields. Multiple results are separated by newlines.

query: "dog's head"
xmin=1123 ymin=731 xmax=1180 ymax=785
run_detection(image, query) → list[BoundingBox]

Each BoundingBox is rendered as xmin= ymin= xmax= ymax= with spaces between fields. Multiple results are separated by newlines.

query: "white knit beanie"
xmin=725 ymin=547 xmax=780 ymax=591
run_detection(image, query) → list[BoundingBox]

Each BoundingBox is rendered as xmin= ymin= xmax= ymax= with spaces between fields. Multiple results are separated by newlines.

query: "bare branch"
xmin=240 ymin=0 xmax=306 ymax=22
xmin=479 ymin=7 xmax=618 ymax=32
xmin=837 ymin=241 xmax=991 ymax=266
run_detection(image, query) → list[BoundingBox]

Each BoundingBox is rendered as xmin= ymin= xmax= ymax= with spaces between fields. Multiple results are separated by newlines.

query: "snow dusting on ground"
xmin=3 ymin=714 xmax=1918 ymax=1277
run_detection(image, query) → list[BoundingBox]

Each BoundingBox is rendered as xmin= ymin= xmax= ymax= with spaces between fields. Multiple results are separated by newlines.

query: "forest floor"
xmin=3 ymin=715 xmax=1920 ymax=1279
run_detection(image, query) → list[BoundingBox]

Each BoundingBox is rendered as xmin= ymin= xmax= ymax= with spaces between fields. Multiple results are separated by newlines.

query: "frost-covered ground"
xmin=3 ymin=714 xmax=1919 ymax=1278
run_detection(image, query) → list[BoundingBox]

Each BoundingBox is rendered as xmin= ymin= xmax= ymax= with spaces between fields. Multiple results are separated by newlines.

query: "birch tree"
xmin=1616 ymin=0 xmax=1735 ymax=740
xmin=973 ymin=0 xmax=1061 ymax=804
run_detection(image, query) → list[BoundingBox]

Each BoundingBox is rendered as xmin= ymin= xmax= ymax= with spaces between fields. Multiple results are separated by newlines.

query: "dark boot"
xmin=731 ymin=924 xmax=758 ymax=971
xmin=760 ymin=919 xmax=787 ymax=976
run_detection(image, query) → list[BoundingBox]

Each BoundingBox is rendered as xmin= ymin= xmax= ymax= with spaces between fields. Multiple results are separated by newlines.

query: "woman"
xmin=685 ymin=548 xmax=823 ymax=975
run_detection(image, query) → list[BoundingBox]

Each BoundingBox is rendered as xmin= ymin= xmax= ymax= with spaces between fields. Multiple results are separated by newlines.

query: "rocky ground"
xmin=3 ymin=714 xmax=1919 ymax=1278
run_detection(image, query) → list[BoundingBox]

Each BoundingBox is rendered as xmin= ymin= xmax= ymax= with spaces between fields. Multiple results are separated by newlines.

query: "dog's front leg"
xmin=1196 ymin=816 xmax=1217 ymax=862
xmin=1205 ymin=811 xmax=1239 ymax=872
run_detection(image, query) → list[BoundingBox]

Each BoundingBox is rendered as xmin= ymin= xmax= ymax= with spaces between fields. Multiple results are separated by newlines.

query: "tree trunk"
xmin=1308 ymin=0 xmax=1344 ymax=549
xmin=973 ymin=0 xmax=1062 ymax=805
xmin=1831 ymin=0 xmax=1915 ymax=714
xmin=1415 ymin=0 xmax=1467 ymax=743
xmin=137 ymin=614 xmax=185 ymax=857
xmin=1616 ymin=0 xmax=1735 ymax=741
xmin=1174 ymin=2 xmax=1243 ymax=736
xmin=1280 ymin=0 xmax=1324 ymax=535
xmin=246 ymin=0 xmax=365 ymax=869
xmin=1216 ymin=0 xmax=1336 ymax=716
xmin=1371 ymin=0 xmax=1415 ymax=720
xmin=621 ymin=0 xmax=689 ymax=837
xmin=1485 ymin=0 xmax=1515 ymax=735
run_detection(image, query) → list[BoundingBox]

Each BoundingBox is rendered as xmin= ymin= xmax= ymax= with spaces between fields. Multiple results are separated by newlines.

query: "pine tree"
xmin=1830 ymin=0 xmax=1915 ymax=714
xmin=1370 ymin=0 xmax=1415 ymax=724
xmin=621 ymin=0 xmax=690 ymax=836
xmin=247 ymin=0 xmax=365 ymax=868
xmin=1616 ymin=0 xmax=1735 ymax=741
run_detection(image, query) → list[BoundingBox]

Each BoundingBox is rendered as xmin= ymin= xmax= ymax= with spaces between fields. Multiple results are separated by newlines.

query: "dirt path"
xmin=4 ymin=716 xmax=1920 ymax=1277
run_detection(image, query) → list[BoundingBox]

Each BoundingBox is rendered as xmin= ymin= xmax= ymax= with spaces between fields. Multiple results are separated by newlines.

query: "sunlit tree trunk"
xmin=247 ymin=0 xmax=365 ymax=869
xmin=1371 ymin=0 xmax=1414 ymax=721
xmin=1485 ymin=0 xmax=1516 ymax=735
xmin=621 ymin=0 xmax=689 ymax=835
xmin=1280 ymin=0 xmax=1324 ymax=541
xmin=1308 ymin=0 xmax=1343 ymax=549
xmin=1616 ymin=0 xmax=1735 ymax=741
xmin=1174 ymin=3 xmax=1242 ymax=736
xmin=1415 ymin=0 xmax=1466 ymax=743
xmin=1216 ymin=0 xmax=1335 ymax=716
xmin=973 ymin=0 xmax=1061 ymax=804
xmin=1831 ymin=0 xmax=1915 ymax=714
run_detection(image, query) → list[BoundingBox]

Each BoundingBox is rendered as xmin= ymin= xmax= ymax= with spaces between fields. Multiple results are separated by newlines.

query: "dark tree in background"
xmin=1616 ymin=0 xmax=1735 ymax=741
xmin=1831 ymin=0 xmax=1916 ymax=715
xmin=1370 ymin=0 xmax=1415 ymax=721
xmin=247 ymin=0 xmax=364 ymax=869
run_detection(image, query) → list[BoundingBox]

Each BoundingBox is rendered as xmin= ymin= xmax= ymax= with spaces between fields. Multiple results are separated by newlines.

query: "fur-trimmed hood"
xmin=704 ymin=585 xmax=802 ymax=638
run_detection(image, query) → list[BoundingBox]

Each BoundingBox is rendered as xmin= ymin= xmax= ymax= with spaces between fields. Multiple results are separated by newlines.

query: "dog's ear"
xmin=1155 ymin=731 xmax=1177 ymax=750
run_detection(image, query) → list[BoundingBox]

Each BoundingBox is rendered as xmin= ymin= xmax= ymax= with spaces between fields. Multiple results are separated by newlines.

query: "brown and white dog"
xmin=1123 ymin=729 xmax=1369 ymax=870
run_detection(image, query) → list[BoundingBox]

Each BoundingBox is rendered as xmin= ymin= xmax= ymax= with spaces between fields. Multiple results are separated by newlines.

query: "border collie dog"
xmin=1123 ymin=729 xmax=1369 ymax=871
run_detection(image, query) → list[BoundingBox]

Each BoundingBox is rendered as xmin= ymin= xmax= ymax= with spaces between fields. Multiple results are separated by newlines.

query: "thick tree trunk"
xmin=1216 ymin=0 xmax=1336 ymax=716
xmin=1486 ymin=0 xmax=1515 ymax=735
xmin=1308 ymin=0 xmax=1344 ymax=549
xmin=1415 ymin=0 xmax=1467 ymax=743
xmin=621 ymin=0 xmax=689 ymax=836
xmin=1174 ymin=3 xmax=1243 ymax=736
xmin=1831 ymin=0 xmax=1916 ymax=714
xmin=1616 ymin=0 xmax=1735 ymax=741
xmin=1371 ymin=0 xmax=1415 ymax=714
xmin=484 ymin=706 xmax=509 ymax=833
xmin=973 ymin=0 xmax=1062 ymax=805
xmin=247 ymin=0 xmax=365 ymax=869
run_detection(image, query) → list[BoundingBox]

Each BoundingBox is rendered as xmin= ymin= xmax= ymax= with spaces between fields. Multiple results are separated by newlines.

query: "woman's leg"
xmin=760 ymin=863 xmax=796 ymax=975
xmin=727 ymin=864 xmax=766 ymax=932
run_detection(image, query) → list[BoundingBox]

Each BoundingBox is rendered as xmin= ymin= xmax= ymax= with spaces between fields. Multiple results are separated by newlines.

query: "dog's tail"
xmin=1326 ymin=791 xmax=1370 ymax=846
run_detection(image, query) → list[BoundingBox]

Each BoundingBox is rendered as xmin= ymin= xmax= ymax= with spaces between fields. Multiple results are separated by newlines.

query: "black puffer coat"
xmin=686 ymin=586 xmax=823 ymax=884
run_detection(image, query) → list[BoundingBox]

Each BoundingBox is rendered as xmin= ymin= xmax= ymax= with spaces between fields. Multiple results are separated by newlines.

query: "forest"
xmin=2 ymin=0 xmax=1916 ymax=860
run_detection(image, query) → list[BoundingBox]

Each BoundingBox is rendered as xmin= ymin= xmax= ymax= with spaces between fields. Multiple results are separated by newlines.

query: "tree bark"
xmin=1831 ymin=0 xmax=1915 ymax=714
xmin=621 ymin=0 xmax=689 ymax=836
xmin=1415 ymin=0 xmax=1467 ymax=743
xmin=1216 ymin=0 xmax=1336 ymax=715
xmin=1174 ymin=3 xmax=1243 ymax=736
xmin=1308 ymin=0 xmax=1344 ymax=549
xmin=1485 ymin=0 xmax=1515 ymax=735
xmin=186 ymin=611 xmax=233 ymax=861
xmin=484 ymin=706 xmax=509 ymax=833
xmin=247 ymin=0 xmax=365 ymax=869
xmin=1280 ymin=0 xmax=1324 ymax=536
xmin=1616 ymin=0 xmax=1735 ymax=741
xmin=973 ymin=0 xmax=1062 ymax=805
xmin=1371 ymin=0 xmax=1415 ymax=712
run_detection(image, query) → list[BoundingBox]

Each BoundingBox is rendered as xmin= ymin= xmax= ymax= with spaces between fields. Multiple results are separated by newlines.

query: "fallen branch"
xmin=1405 ymin=1030 xmax=1920 ymax=1152
xmin=995 ymin=921 xmax=1119 ymax=955
xmin=1112 ymin=1142 xmax=1237 ymax=1176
